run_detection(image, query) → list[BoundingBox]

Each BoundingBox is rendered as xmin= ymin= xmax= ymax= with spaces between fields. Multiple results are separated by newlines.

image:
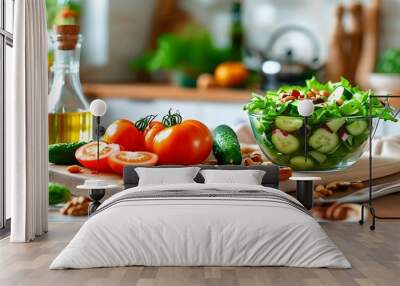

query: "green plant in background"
xmin=46 ymin=0 xmax=59 ymax=28
xmin=131 ymin=26 xmax=232 ymax=78
xmin=46 ymin=0 xmax=81 ymax=28
xmin=46 ymin=0 xmax=81 ymax=70
xmin=376 ymin=48 xmax=400 ymax=74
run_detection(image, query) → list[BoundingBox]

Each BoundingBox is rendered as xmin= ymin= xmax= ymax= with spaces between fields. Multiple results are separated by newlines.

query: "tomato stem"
xmin=162 ymin=109 xmax=182 ymax=127
xmin=135 ymin=114 xmax=158 ymax=132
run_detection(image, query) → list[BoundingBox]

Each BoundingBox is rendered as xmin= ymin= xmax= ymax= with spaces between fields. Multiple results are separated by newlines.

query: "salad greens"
xmin=244 ymin=77 xmax=397 ymax=124
xmin=245 ymin=78 xmax=397 ymax=171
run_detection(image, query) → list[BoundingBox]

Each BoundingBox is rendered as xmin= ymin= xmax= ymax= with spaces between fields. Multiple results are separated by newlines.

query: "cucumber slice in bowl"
xmin=275 ymin=116 xmax=303 ymax=132
xmin=271 ymin=129 xmax=300 ymax=154
xmin=290 ymin=156 xmax=315 ymax=169
xmin=345 ymin=120 xmax=368 ymax=136
xmin=326 ymin=118 xmax=345 ymax=133
xmin=309 ymin=128 xmax=340 ymax=153
xmin=309 ymin=150 xmax=327 ymax=163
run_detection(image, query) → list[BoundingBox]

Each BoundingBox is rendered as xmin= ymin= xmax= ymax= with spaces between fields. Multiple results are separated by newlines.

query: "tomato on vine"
xmin=150 ymin=109 xmax=212 ymax=165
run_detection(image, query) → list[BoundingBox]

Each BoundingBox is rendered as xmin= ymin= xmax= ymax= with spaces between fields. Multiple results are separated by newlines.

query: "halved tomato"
xmin=75 ymin=141 xmax=120 ymax=172
xmin=108 ymin=151 xmax=158 ymax=175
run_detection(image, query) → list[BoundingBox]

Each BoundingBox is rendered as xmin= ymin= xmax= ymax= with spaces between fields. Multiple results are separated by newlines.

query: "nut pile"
xmin=241 ymin=146 xmax=292 ymax=181
xmin=279 ymin=89 xmax=331 ymax=104
xmin=314 ymin=180 xmax=365 ymax=198
xmin=241 ymin=146 xmax=268 ymax=166
xmin=60 ymin=196 xmax=90 ymax=216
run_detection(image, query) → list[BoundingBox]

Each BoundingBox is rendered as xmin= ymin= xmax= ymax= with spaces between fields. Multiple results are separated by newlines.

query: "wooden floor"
xmin=0 ymin=221 xmax=399 ymax=286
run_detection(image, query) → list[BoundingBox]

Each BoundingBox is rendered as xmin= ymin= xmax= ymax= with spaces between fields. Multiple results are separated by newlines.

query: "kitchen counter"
xmin=83 ymin=83 xmax=252 ymax=103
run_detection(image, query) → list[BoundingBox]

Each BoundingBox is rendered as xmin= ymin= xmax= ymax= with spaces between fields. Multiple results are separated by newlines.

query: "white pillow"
xmin=135 ymin=167 xmax=200 ymax=186
xmin=200 ymin=169 xmax=265 ymax=185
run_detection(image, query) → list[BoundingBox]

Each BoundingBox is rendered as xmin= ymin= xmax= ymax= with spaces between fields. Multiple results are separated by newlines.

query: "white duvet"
xmin=50 ymin=183 xmax=350 ymax=269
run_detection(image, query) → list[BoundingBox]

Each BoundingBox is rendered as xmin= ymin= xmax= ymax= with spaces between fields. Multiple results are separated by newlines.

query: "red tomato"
xmin=103 ymin=119 xmax=145 ymax=151
xmin=75 ymin=141 xmax=120 ymax=172
xmin=108 ymin=151 xmax=158 ymax=175
xmin=152 ymin=120 xmax=212 ymax=165
xmin=144 ymin=121 xmax=165 ymax=151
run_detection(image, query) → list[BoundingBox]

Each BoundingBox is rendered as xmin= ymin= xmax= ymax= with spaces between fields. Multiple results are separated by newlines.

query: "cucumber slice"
xmin=326 ymin=118 xmax=346 ymax=133
xmin=309 ymin=128 xmax=340 ymax=153
xmin=271 ymin=130 xmax=300 ymax=154
xmin=328 ymin=86 xmax=352 ymax=103
xmin=309 ymin=150 xmax=327 ymax=163
xmin=275 ymin=116 xmax=303 ymax=132
xmin=290 ymin=156 xmax=315 ymax=169
xmin=345 ymin=120 xmax=368 ymax=136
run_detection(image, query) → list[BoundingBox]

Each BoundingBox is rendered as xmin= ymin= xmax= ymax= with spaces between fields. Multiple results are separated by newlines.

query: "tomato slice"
xmin=75 ymin=141 xmax=120 ymax=172
xmin=108 ymin=151 xmax=158 ymax=175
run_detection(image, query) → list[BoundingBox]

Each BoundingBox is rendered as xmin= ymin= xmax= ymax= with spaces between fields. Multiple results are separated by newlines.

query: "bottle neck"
xmin=52 ymin=47 xmax=81 ymax=75
xmin=49 ymin=44 xmax=89 ymax=113
xmin=232 ymin=2 xmax=242 ymax=24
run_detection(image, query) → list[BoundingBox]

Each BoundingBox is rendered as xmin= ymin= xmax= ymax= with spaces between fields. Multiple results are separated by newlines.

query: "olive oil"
xmin=48 ymin=25 xmax=92 ymax=144
xmin=48 ymin=111 xmax=93 ymax=144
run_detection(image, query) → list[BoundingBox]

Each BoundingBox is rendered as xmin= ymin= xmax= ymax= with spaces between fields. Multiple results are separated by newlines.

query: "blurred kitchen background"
xmin=46 ymin=0 xmax=400 ymax=133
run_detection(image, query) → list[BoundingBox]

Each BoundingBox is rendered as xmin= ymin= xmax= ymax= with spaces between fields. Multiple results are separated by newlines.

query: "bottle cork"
xmin=53 ymin=25 xmax=80 ymax=50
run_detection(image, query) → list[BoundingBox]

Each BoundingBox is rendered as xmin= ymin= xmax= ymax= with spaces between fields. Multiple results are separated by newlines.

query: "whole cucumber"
xmin=49 ymin=141 xmax=87 ymax=165
xmin=212 ymin=125 xmax=242 ymax=165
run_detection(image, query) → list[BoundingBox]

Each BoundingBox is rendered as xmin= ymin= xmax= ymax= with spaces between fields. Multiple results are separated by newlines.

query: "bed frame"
xmin=123 ymin=164 xmax=280 ymax=189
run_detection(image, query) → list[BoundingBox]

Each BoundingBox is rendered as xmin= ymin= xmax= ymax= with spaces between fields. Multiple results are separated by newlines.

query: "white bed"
xmin=50 ymin=182 xmax=350 ymax=269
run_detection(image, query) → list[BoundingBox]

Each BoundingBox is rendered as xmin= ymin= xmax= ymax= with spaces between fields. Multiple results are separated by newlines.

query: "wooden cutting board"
xmin=49 ymin=164 xmax=123 ymax=199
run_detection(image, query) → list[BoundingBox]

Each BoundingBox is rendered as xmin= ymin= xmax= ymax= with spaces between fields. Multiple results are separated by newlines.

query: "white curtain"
xmin=8 ymin=0 xmax=48 ymax=242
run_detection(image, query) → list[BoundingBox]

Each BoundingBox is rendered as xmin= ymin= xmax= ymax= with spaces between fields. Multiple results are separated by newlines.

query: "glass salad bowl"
xmin=249 ymin=113 xmax=372 ymax=171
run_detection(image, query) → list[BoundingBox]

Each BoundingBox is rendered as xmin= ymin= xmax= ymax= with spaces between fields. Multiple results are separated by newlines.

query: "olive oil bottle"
xmin=48 ymin=25 xmax=92 ymax=144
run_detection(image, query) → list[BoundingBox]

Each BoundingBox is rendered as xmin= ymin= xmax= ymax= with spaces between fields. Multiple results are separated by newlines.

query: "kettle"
xmin=261 ymin=25 xmax=323 ymax=90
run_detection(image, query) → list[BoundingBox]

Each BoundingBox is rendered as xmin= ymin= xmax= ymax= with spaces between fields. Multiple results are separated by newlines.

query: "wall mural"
xmin=47 ymin=0 xmax=400 ymax=223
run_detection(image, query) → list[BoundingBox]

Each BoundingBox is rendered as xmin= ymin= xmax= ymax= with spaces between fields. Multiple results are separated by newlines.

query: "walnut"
xmin=60 ymin=196 xmax=90 ymax=216
xmin=243 ymin=157 xmax=254 ymax=166
xmin=249 ymin=152 xmax=263 ymax=162
xmin=314 ymin=184 xmax=333 ymax=197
